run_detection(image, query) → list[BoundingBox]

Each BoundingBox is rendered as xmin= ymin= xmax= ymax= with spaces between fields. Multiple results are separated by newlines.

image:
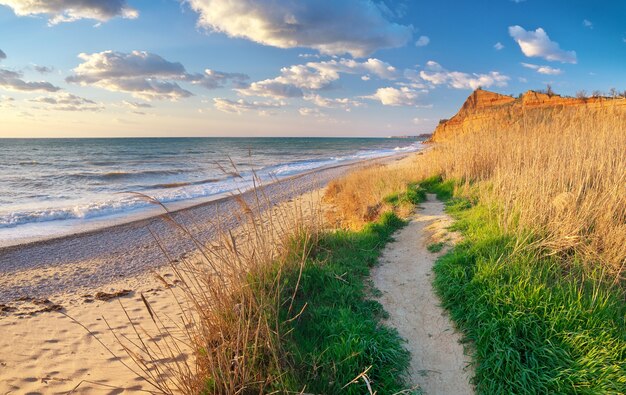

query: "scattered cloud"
xmin=363 ymin=86 xmax=425 ymax=106
xmin=419 ymin=61 xmax=509 ymax=90
xmin=415 ymin=35 xmax=430 ymax=47
xmin=303 ymin=94 xmax=363 ymax=110
xmin=521 ymin=62 xmax=562 ymax=75
xmin=33 ymin=65 xmax=54 ymax=74
xmin=582 ymin=19 xmax=593 ymax=29
xmin=187 ymin=69 xmax=249 ymax=89
xmin=185 ymin=0 xmax=413 ymax=57
xmin=0 ymin=0 xmax=138 ymax=25
xmin=0 ymin=69 xmax=61 ymax=92
xmin=508 ymin=26 xmax=577 ymax=63
xmin=298 ymin=107 xmax=325 ymax=117
xmin=0 ymin=94 xmax=15 ymax=107
xmin=66 ymin=50 xmax=248 ymax=100
xmin=511 ymin=0 xmax=526 ymax=3
xmin=494 ymin=42 xmax=504 ymax=50
xmin=0 ymin=50 xmax=61 ymax=92
xmin=30 ymin=92 xmax=103 ymax=111
xmin=238 ymin=58 xmax=397 ymax=99
xmin=123 ymin=101 xmax=153 ymax=109
xmin=213 ymin=98 xmax=284 ymax=114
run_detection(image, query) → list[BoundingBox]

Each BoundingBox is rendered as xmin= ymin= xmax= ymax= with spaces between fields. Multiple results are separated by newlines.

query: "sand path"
xmin=372 ymin=194 xmax=474 ymax=394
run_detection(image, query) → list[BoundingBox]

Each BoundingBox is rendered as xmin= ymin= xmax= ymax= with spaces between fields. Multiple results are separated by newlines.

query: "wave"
xmin=1 ymin=141 xmax=423 ymax=229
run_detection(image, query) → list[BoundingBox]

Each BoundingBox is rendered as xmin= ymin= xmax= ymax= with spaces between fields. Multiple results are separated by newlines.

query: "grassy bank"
xmin=279 ymin=211 xmax=413 ymax=394
xmin=428 ymin=181 xmax=626 ymax=394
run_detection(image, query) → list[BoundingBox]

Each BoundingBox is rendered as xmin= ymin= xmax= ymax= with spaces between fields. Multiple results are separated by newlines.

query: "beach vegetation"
xmin=322 ymin=105 xmax=626 ymax=393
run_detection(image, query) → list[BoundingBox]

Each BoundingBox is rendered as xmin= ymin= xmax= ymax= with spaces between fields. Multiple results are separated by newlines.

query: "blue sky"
xmin=0 ymin=0 xmax=624 ymax=137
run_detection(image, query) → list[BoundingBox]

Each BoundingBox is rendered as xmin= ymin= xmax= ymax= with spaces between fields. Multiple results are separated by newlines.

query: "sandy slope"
xmin=372 ymin=194 xmax=474 ymax=394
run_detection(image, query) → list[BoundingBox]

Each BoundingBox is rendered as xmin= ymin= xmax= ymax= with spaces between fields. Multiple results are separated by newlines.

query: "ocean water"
xmin=0 ymin=138 xmax=423 ymax=243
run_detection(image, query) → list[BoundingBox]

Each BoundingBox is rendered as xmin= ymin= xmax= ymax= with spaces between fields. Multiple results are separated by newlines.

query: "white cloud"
xmin=298 ymin=107 xmax=325 ymax=117
xmin=582 ymin=19 xmax=593 ymax=29
xmin=303 ymin=94 xmax=363 ymax=110
xmin=521 ymin=62 xmax=562 ymax=75
xmin=494 ymin=42 xmax=504 ymax=50
xmin=66 ymin=50 xmax=248 ymax=100
xmin=238 ymin=58 xmax=397 ymax=99
xmin=508 ymin=26 xmax=577 ymax=63
xmin=213 ymin=98 xmax=284 ymax=114
xmin=415 ymin=35 xmax=430 ymax=47
xmin=0 ymin=0 xmax=138 ymax=24
xmin=363 ymin=86 xmax=425 ymax=107
xmin=419 ymin=61 xmax=509 ymax=90
xmin=185 ymin=0 xmax=413 ymax=57
xmin=30 ymin=92 xmax=103 ymax=111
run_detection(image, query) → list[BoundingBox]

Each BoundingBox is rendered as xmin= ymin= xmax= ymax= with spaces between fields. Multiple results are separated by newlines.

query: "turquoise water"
xmin=0 ymin=138 xmax=423 ymax=236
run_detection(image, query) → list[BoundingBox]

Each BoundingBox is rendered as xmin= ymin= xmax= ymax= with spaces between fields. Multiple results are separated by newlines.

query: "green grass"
xmin=280 ymin=212 xmax=417 ymax=394
xmin=383 ymin=182 xmax=427 ymax=207
xmin=427 ymin=242 xmax=445 ymax=253
xmin=427 ymin=180 xmax=626 ymax=394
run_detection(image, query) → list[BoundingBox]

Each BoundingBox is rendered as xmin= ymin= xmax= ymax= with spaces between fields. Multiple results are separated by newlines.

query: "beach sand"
xmin=0 ymin=156 xmax=407 ymax=394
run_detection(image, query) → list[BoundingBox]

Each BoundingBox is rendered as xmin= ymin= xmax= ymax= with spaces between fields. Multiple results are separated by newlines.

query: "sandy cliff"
xmin=430 ymin=89 xmax=626 ymax=142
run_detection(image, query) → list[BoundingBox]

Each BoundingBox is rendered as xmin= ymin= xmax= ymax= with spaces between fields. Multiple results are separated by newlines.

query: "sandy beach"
xmin=0 ymin=155 xmax=406 ymax=394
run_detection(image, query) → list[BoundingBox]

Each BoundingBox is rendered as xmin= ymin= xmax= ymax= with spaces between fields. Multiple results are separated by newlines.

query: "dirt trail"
xmin=372 ymin=194 xmax=474 ymax=394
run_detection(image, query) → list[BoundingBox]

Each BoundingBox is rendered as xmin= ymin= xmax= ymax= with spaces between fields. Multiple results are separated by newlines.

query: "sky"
xmin=0 ymin=0 xmax=624 ymax=138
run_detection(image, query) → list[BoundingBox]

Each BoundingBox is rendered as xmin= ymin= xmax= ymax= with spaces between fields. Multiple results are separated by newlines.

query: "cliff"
xmin=430 ymin=89 xmax=626 ymax=142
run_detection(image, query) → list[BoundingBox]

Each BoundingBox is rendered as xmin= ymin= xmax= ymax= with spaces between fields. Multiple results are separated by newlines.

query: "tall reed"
xmin=111 ymin=181 xmax=323 ymax=394
xmin=326 ymin=106 xmax=626 ymax=274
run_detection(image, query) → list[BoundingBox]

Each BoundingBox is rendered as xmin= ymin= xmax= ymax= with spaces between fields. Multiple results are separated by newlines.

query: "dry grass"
xmin=107 ymin=182 xmax=324 ymax=394
xmin=325 ymin=106 xmax=626 ymax=275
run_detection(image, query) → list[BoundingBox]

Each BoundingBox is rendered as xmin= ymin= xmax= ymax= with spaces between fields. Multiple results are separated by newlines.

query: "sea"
xmin=0 ymin=137 xmax=423 ymax=245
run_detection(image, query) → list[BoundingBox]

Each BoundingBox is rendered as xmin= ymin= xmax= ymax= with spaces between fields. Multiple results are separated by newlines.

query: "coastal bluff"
xmin=430 ymin=89 xmax=626 ymax=142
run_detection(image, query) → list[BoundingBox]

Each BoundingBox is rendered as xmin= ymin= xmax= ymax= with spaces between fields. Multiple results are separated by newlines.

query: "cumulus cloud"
xmin=213 ymin=97 xmax=284 ymax=114
xmin=509 ymin=26 xmax=577 ymax=63
xmin=30 ymin=92 xmax=103 ymax=111
xmin=363 ymin=86 xmax=425 ymax=107
xmin=0 ymin=0 xmax=138 ymax=24
xmin=521 ymin=62 xmax=562 ymax=75
xmin=419 ymin=61 xmax=509 ymax=90
xmin=238 ymin=58 xmax=397 ymax=99
xmin=66 ymin=50 xmax=248 ymax=100
xmin=185 ymin=0 xmax=413 ymax=57
xmin=415 ymin=35 xmax=430 ymax=47
xmin=0 ymin=49 xmax=6 ymax=60
xmin=494 ymin=42 xmax=504 ymax=50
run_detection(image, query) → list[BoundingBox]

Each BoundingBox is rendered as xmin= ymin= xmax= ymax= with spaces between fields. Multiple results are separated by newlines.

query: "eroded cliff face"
xmin=430 ymin=89 xmax=626 ymax=142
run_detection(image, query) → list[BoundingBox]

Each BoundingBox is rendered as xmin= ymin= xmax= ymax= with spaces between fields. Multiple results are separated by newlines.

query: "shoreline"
xmin=0 ymin=153 xmax=410 ymax=304
xmin=0 ymin=153 xmax=409 ymax=250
